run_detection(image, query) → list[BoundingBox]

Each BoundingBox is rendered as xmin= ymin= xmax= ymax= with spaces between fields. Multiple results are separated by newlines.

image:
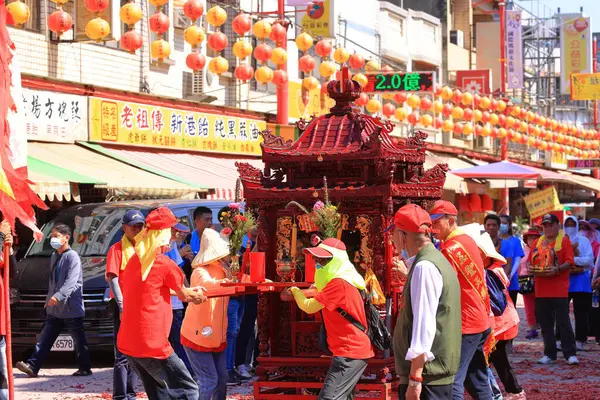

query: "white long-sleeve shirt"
xmin=405 ymin=257 xmax=444 ymax=362
xmin=572 ymin=235 xmax=594 ymax=270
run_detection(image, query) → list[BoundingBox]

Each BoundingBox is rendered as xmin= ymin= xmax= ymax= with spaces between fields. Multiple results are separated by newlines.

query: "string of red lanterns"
xmin=84 ymin=0 xmax=111 ymax=42
xmin=119 ymin=1 xmax=143 ymax=54
xmin=183 ymin=0 xmax=206 ymax=73
xmin=232 ymin=13 xmax=253 ymax=82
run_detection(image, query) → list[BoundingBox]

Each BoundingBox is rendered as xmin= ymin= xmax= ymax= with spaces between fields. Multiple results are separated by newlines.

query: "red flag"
xmin=0 ymin=2 xmax=47 ymax=240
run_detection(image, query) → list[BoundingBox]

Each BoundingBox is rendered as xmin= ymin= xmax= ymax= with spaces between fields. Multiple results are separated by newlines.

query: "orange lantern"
xmin=272 ymin=70 xmax=288 ymax=86
xmin=497 ymin=100 xmax=507 ymax=113
xmin=120 ymin=30 xmax=143 ymax=54
xmin=185 ymin=51 xmax=206 ymax=73
xmin=352 ymin=73 xmax=368 ymax=87
xmin=151 ymin=39 xmax=171 ymax=61
xmin=382 ymin=103 xmax=396 ymax=118
xmin=510 ymin=106 xmax=521 ymax=117
xmin=519 ymin=121 xmax=528 ymax=132
xmin=348 ymin=53 xmax=365 ymax=69
xmin=356 ymin=93 xmax=369 ymax=107
xmin=120 ymin=2 xmax=143 ymax=27
xmin=208 ymin=56 xmax=229 ymax=75
xmin=440 ymin=86 xmax=453 ymax=101
xmin=299 ymin=54 xmax=316 ymax=73
xmin=183 ymin=0 xmax=204 ymax=22
xmin=463 ymin=123 xmax=474 ymax=135
xmin=7 ymin=0 xmax=30 ymax=27
xmin=538 ymin=116 xmax=547 ymax=127
xmin=473 ymin=109 xmax=483 ymax=122
xmin=497 ymin=128 xmax=508 ymax=138
xmin=333 ymin=47 xmax=350 ymax=64
xmin=482 ymin=125 xmax=492 ymax=137
xmin=420 ymin=114 xmax=434 ymax=127
xmin=366 ymin=99 xmax=383 ymax=114
xmin=395 ymin=108 xmax=408 ymax=121
xmin=234 ymin=64 xmax=254 ymax=82
xmin=295 ymin=32 xmax=314 ymax=52
xmin=433 ymin=100 xmax=444 ymax=114
xmin=302 ymin=76 xmax=319 ymax=90
xmin=479 ymin=96 xmax=491 ymax=110
xmin=85 ymin=17 xmax=111 ymax=41
xmin=365 ymin=60 xmax=381 ymax=72
xmin=452 ymin=106 xmax=464 ymax=120
xmin=407 ymin=94 xmax=421 ymax=109
xmin=489 ymin=113 xmax=499 ymax=126
xmin=233 ymin=40 xmax=252 ymax=59
xmin=532 ymin=126 xmax=541 ymax=137
xmin=442 ymin=120 xmax=454 ymax=132
xmin=48 ymin=9 xmax=73 ymax=36
xmin=269 ymin=23 xmax=287 ymax=45
xmin=149 ymin=0 xmax=168 ymax=6
xmin=319 ymin=61 xmax=336 ymax=78
xmin=271 ymin=47 xmax=288 ymax=66
xmin=208 ymin=32 xmax=228 ymax=53
xmin=207 ymin=5 xmax=227 ymax=27
xmin=461 ymin=92 xmax=473 ymax=106
xmin=184 ymin=25 xmax=206 ymax=48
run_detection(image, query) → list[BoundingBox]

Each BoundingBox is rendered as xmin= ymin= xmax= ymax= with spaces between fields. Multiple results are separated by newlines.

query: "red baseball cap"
xmin=145 ymin=207 xmax=178 ymax=230
xmin=392 ymin=204 xmax=432 ymax=233
xmin=429 ymin=200 xmax=458 ymax=221
xmin=304 ymin=238 xmax=346 ymax=259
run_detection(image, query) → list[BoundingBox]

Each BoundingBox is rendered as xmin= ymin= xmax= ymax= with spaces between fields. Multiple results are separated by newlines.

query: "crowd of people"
xmin=1 ymin=201 xmax=599 ymax=400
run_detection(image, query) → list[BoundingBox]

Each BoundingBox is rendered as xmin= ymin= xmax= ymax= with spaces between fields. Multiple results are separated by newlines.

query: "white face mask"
xmin=50 ymin=237 xmax=63 ymax=250
xmin=564 ymin=226 xmax=578 ymax=240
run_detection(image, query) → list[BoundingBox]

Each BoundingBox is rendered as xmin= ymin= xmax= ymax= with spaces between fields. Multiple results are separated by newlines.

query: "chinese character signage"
xmin=524 ymin=187 xmax=562 ymax=219
xmin=545 ymin=150 xmax=568 ymax=170
xmin=456 ymin=70 xmax=492 ymax=94
xmin=567 ymin=159 xmax=600 ymax=169
xmin=570 ymin=72 xmax=600 ymax=100
xmin=22 ymin=89 xmax=87 ymax=143
xmin=297 ymin=0 xmax=333 ymax=38
xmin=560 ymin=15 xmax=592 ymax=94
xmin=505 ymin=10 xmax=523 ymax=89
xmin=364 ymin=72 xmax=435 ymax=93
xmin=288 ymin=80 xmax=334 ymax=120
xmin=88 ymin=98 xmax=266 ymax=155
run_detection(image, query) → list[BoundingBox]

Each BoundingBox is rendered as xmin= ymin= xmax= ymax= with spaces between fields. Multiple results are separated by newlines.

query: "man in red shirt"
xmin=430 ymin=200 xmax=492 ymax=400
xmin=105 ymin=210 xmax=145 ymax=400
xmin=284 ymin=238 xmax=374 ymax=400
xmin=529 ymin=213 xmax=578 ymax=365
xmin=117 ymin=207 xmax=207 ymax=400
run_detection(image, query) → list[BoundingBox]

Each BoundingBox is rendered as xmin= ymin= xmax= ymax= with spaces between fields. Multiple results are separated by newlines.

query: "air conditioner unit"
xmin=475 ymin=135 xmax=491 ymax=150
xmin=442 ymin=132 xmax=452 ymax=145
xmin=450 ymin=30 xmax=464 ymax=48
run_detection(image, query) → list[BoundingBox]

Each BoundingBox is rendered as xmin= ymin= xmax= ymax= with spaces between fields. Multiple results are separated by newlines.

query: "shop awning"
xmin=27 ymin=143 xmax=201 ymax=200
xmin=26 ymin=156 xmax=104 ymax=202
xmin=559 ymin=171 xmax=600 ymax=193
xmin=79 ymin=143 xmax=264 ymax=200
xmin=452 ymin=161 xmax=569 ymax=182
xmin=425 ymin=152 xmax=487 ymax=194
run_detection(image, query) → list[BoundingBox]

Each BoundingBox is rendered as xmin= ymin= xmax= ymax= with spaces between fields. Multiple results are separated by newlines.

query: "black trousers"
xmin=318 ymin=356 xmax=368 ymax=400
xmin=590 ymin=303 xmax=600 ymax=342
xmin=509 ymin=290 xmax=519 ymax=307
xmin=555 ymin=292 xmax=592 ymax=343
xmin=398 ymin=383 xmax=453 ymax=400
xmin=489 ymin=340 xmax=522 ymax=394
xmin=536 ymin=297 xmax=576 ymax=359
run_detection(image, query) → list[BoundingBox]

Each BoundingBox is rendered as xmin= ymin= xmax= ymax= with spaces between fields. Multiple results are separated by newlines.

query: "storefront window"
xmin=22 ymin=0 xmax=41 ymax=32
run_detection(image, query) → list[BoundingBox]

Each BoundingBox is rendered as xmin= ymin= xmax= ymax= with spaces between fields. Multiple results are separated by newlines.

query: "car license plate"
xmin=51 ymin=335 xmax=74 ymax=351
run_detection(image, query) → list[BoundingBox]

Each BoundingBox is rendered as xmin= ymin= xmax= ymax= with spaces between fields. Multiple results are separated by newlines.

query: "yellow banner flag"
xmin=570 ymin=73 xmax=600 ymax=100
xmin=523 ymin=187 xmax=562 ymax=219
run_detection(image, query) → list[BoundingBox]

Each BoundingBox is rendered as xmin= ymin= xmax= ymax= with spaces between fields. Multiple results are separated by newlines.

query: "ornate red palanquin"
xmin=236 ymin=69 xmax=447 ymax=398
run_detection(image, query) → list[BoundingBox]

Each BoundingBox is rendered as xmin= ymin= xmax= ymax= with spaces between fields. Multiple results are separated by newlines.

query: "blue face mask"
xmin=50 ymin=237 xmax=63 ymax=250
xmin=500 ymin=224 xmax=510 ymax=235
xmin=400 ymin=250 xmax=409 ymax=260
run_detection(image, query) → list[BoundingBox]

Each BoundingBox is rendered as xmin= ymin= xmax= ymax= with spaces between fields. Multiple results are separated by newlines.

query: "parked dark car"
xmin=10 ymin=199 xmax=232 ymax=355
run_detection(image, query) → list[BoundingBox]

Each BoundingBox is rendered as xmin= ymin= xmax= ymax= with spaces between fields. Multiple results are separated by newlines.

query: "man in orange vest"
xmin=430 ymin=200 xmax=493 ymax=400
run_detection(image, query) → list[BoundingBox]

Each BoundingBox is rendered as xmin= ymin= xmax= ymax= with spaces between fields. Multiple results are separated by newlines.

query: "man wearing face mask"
xmin=429 ymin=200 xmax=493 ymax=400
xmin=391 ymin=204 xmax=461 ymax=400
xmin=558 ymin=216 xmax=593 ymax=352
xmin=499 ymin=215 xmax=525 ymax=307
xmin=529 ymin=214 xmax=578 ymax=365
xmin=16 ymin=224 xmax=92 ymax=378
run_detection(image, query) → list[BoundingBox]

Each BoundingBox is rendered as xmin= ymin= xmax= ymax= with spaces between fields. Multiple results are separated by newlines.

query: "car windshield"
xmin=27 ymin=205 xmax=134 ymax=258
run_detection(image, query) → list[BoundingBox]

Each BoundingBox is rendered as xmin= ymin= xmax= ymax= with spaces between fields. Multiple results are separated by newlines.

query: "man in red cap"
xmin=391 ymin=204 xmax=461 ymax=400
xmin=282 ymin=238 xmax=374 ymax=400
xmin=429 ymin=200 xmax=493 ymax=400
xmin=118 ymin=207 xmax=207 ymax=400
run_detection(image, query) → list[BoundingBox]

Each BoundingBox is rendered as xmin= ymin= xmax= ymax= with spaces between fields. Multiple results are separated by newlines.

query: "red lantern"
xmin=420 ymin=97 xmax=433 ymax=111
xmin=269 ymin=22 xmax=287 ymax=45
xmin=208 ymin=32 xmax=228 ymax=52
xmin=481 ymin=111 xmax=491 ymax=123
xmin=463 ymin=108 xmax=474 ymax=121
xmin=48 ymin=9 xmax=73 ymax=36
xmin=184 ymin=0 xmax=204 ymax=22
xmin=453 ymin=122 xmax=464 ymax=135
xmin=490 ymin=99 xmax=499 ymax=112
xmin=149 ymin=11 xmax=170 ymax=34
xmin=234 ymin=64 xmax=254 ymax=82
xmin=299 ymin=54 xmax=316 ymax=73
xmin=382 ymin=103 xmax=396 ymax=118
xmin=394 ymin=92 xmax=408 ymax=104
xmin=475 ymin=124 xmax=483 ymax=136
xmin=407 ymin=112 xmax=420 ymax=125
xmin=348 ymin=53 xmax=365 ymax=69
xmin=442 ymin=103 xmax=453 ymax=117
xmin=498 ymin=114 xmax=507 ymax=128
xmin=473 ymin=94 xmax=481 ymax=108
xmin=254 ymin=43 xmax=273 ymax=63
xmin=451 ymin=89 xmax=463 ymax=104
xmin=186 ymin=51 xmax=206 ymax=72
xmin=120 ymin=30 xmax=143 ymax=54
xmin=355 ymin=93 xmax=369 ymax=106
xmin=84 ymin=0 xmax=110 ymax=13
xmin=231 ymin=13 xmax=252 ymax=36
xmin=315 ymin=40 xmax=333 ymax=58
xmin=272 ymin=70 xmax=289 ymax=86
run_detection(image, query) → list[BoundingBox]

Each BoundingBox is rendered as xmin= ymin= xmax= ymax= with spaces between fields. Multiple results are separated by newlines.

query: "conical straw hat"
xmin=192 ymin=228 xmax=230 ymax=267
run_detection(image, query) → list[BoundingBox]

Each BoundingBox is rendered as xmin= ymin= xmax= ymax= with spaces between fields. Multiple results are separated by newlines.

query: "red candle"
xmin=250 ymin=252 xmax=266 ymax=282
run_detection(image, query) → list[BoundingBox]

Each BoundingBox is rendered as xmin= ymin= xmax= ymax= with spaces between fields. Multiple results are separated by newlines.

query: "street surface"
xmin=13 ymin=299 xmax=600 ymax=399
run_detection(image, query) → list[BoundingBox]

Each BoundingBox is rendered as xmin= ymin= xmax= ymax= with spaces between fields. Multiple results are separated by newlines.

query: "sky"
xmin=518 ymin=0 xmax=600 ymax=30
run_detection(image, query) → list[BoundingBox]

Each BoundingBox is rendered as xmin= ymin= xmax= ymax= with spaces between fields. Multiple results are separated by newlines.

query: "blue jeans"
xmin=127 ymin=353 xmax=198 ymax=400
xmin=113 ymin=309 xmax=138 ymax=400
xmin=184 ymin=347 xmax=227 ymax=400
xmin=169 ymin=309 xmax=194 ymax=377
xmin=27 ymin=315 xmax=91 ymax=374
xmin=0 ymin=337 xmax=8 ymax=400
xmin=226 ymin=297 xmax=245 ymax=371
xmin=452 ymin=328 xmax=493 ymax=400
xmin=488 ymin=367 xmax=503 ymax=400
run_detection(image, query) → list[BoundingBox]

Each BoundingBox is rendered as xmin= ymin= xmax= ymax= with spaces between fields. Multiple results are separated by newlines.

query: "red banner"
xmin=456 ymin=69 xmax=492 ymax=94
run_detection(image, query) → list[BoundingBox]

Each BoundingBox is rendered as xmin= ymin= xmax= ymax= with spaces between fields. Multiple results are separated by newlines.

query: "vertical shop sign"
xmin=506 ymin=10 xmax=523 ymax=89
xmin=560 ymin=15 xmax=592 ymax=94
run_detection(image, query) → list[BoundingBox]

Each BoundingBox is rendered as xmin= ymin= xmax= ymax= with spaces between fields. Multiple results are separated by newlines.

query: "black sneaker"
xmin=72 ymin=369 xmax=93 ymax=377
xmin=227 ymin=370 xmax=241 ymax=386
xmin=15 ymin=361 xmax=37 ymax=378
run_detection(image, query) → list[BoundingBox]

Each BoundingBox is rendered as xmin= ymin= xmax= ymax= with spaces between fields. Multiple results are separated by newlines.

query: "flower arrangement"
xmin=286 ymin=176 xmax=341 ymax=239
xmin=219 ymin=203 xmax=256 ymax=256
